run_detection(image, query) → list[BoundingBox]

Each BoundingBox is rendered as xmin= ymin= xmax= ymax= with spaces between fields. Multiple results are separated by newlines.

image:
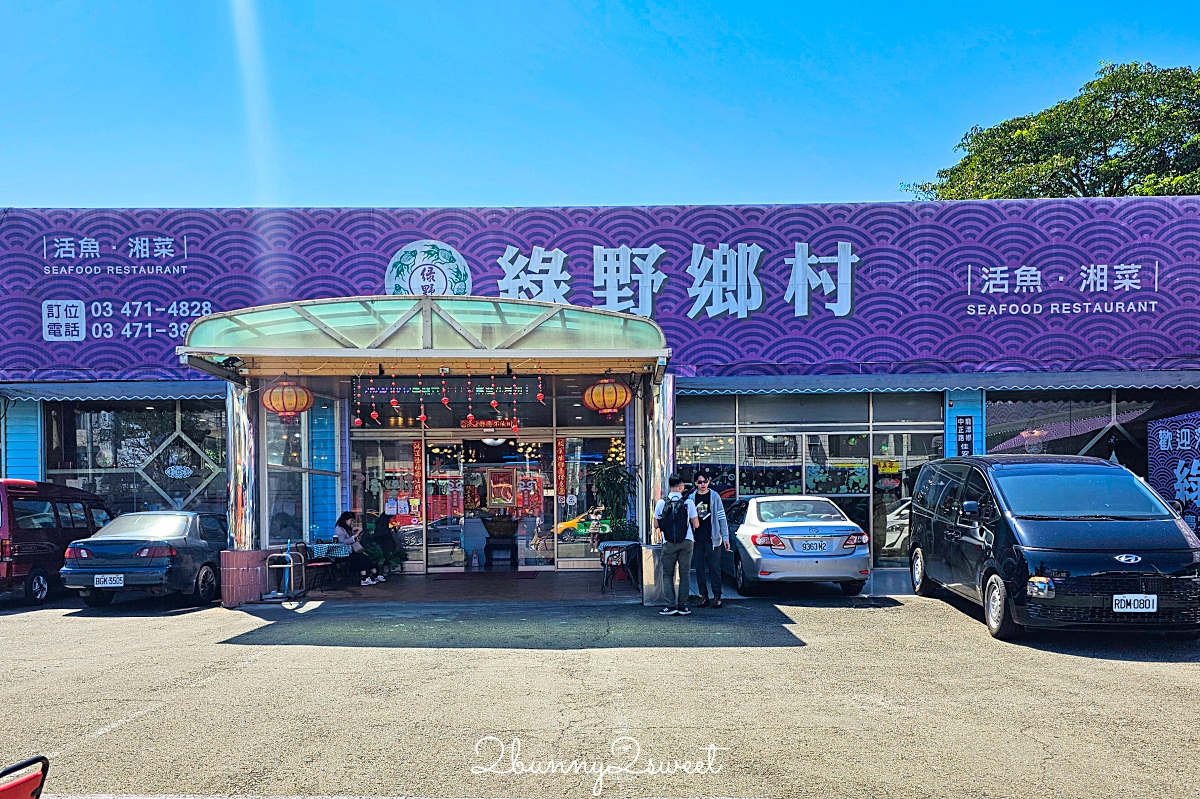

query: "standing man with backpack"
xmin=654 ymin=474 xmax=700 ymax=616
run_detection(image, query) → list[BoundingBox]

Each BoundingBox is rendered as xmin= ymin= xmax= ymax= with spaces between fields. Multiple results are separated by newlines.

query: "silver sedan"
xmin=725 ymin=496 xmax=871 ymax=596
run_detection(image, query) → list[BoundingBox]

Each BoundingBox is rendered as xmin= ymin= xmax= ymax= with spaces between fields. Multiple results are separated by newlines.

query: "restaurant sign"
xmin=2 ymin=197 xmax=1199 ymax=381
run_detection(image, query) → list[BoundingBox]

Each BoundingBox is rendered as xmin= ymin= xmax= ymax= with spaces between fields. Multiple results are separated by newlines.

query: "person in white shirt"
xmin=653 ymin=474 xmax=700 ymax=616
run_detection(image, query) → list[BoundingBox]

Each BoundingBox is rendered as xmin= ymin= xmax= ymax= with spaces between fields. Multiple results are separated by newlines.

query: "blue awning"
xmin=676 ymin=370 xmax=1200 ymax=395
xmin=0 ymin=380 xmax=226 ymax=401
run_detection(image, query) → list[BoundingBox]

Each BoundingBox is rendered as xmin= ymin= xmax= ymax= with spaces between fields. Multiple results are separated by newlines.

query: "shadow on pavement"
xmin=741 ymin=580 xmax=904 ymax=609
xmin=935 ymin=589 xmax=1200 ymax=663
xmin=59 ymin=593 xmax=212 ymax=618
xmin=219 ymin=599 xmax=812 ymax=650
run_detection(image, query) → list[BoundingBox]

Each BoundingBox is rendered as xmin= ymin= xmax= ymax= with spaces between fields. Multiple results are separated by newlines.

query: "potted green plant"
xmin=592 ymin=461 xmax=640 ymax=543
xmin=363 ymin=539 xmax=407 ymax=574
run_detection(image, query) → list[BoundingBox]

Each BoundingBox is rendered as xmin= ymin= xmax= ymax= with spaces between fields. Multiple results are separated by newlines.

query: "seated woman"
xmin=334 ymin=511 xmax=383 ymax=586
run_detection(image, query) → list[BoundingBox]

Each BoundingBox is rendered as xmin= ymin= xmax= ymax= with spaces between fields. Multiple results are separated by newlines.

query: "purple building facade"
xmin=3 ymin=196 xmax=1198 ymax=565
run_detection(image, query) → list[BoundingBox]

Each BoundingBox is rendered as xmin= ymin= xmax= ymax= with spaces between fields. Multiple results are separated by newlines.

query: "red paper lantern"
xmin=582 ymin=378 xmax=632 ymax=417
xmin=261 ymin=380 xmax=314 ymax=422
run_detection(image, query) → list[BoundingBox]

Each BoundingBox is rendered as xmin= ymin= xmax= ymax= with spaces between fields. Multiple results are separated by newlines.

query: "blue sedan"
xmin=60 ymin=511 xmax=226 ymax=607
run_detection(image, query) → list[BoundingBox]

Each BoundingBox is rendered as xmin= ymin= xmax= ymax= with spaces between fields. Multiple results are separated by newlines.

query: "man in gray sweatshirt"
xmin=689 ymin=472 xmax=731 ymax=608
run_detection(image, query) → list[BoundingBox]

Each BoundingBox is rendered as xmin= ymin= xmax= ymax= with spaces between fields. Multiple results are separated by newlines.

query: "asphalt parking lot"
xmin=3 ymin=586 xmax=1200 ymax=799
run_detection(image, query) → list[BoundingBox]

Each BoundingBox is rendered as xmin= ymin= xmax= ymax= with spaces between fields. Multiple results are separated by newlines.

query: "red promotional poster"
xmin=517 ymin=475 xmax=543 ymax=517
xmin=555 ymin=438 xmax=567 ymax=499
xmin=412 ymin=441 xmax=424 ymax=524
xmin=447 ymin=476 xmax=465 ymax=516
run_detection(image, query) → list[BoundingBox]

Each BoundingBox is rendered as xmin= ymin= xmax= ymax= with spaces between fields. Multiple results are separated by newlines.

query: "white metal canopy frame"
xmin=177 ymin=295 xmax=671 ymax=381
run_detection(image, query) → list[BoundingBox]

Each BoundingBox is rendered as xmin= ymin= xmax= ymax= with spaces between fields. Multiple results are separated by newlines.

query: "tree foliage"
xmin=908 ymin=62 xmax=1200 ymax=200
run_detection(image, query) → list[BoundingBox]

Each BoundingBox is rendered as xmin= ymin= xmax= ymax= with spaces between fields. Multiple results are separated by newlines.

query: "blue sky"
xmin=1 ymin=1 xmax=1196 ymax=208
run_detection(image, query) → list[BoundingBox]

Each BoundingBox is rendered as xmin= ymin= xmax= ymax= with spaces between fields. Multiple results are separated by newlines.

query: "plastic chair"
xmin=0 ymin=757 xmax=49 ymax=799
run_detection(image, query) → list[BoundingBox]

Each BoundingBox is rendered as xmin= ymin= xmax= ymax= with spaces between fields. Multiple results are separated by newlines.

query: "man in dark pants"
xmin=654 ymin=474 xmax=699 ymax=616
xmin=689 ymin=472 xmax=730 ymax=608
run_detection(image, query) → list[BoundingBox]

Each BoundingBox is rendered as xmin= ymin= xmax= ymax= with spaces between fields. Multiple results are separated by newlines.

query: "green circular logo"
xmin=387 ymin=240 xmax=472 ymax=296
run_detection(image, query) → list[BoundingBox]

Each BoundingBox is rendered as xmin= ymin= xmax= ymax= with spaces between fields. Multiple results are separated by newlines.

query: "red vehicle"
xmin=0 ymin=479 xmax=112 ymax=604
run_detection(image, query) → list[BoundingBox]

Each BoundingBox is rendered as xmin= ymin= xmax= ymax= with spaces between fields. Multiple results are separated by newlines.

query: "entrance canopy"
xmin=177 ymin=295 xmax=670 ymax=380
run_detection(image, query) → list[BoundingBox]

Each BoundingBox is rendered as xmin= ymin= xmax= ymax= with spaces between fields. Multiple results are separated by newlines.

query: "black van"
xmin=0 ymin=479 xmax=113 ymax=604
xmin=908 ymin=455 xmax=1200 ymax=640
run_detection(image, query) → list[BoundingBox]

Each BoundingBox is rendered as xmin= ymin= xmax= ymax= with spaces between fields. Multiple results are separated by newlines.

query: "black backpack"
xmin=659 ymin=497 xmax=690 ymax=544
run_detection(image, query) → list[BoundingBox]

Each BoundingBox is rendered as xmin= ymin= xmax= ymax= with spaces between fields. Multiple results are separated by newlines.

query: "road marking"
xmin=90 ymin=703 xmax=165 ymax=738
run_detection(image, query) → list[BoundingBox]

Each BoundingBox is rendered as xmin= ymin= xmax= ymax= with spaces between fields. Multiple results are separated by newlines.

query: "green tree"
xmin=907 ymin=62 xmax=1200 ymax=200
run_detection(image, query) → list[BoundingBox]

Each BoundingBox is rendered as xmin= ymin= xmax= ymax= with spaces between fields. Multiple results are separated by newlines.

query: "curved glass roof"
xmin=178 ymin=295 xmax=670 ymax=377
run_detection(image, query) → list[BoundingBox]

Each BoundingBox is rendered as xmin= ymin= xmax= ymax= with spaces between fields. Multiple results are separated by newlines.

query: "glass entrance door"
xmin=426 ymin=439 xmax=555 ymax=571
xmin=425 ymin=442 xmax=465 ymax=570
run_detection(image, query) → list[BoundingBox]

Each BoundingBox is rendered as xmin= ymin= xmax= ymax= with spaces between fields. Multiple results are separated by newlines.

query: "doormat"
xmin=433 ymin=571 xmax=538 ymax=580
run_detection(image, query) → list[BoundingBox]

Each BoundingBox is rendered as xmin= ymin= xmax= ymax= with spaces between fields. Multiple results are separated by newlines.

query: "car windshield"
xmin=94 ymin=513 xmax=190 ymax=538
xmin=992 ymin=467 xmax=1173 ymax=520
xmin=756 ymin=499 xmax=846 ymax=522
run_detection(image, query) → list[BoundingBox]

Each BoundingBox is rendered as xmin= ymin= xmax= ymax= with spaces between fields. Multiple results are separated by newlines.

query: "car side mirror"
xmin=961 ymin=500 xmax=980 ymax=517
xmin=1169 ymin=500 xmax=1184 ymax=515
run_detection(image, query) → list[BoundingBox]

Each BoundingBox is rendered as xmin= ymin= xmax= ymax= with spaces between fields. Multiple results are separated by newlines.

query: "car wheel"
xmin=24 ymin=568 xmax=50 ymax=605
xmin=840 ymin=580 xmax=866 ymax=596
xmin=82 ymin=590 xmax=114 ymax=608
xmin=734 ymin=556 xmax=760 ymax=596
xmin=193 ymin=564 xmax=219 ymax=606
xmin=910 ymin=546 xmax=937 ymax=597
xmin=984 ymin=573 xmax=1021 ymax=640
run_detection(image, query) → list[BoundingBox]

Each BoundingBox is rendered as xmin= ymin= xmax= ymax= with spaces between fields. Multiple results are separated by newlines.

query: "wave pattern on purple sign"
xmin=1 ymin=198 xmax=1199 ymax=381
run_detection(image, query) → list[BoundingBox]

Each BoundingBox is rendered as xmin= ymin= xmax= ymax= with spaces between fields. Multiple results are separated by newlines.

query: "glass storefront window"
xmin=262 ymin=393 xmax=341 ymax=545
xmin=426 ymin=442 xmax=465 ymax=568
xmin=267 ymin=470 xmax=304 ymax=545
xmin=44 ymin=400 xmax=228 ymax=515
xmin=871 ymin=432 xmax=943 ymax=567
xmin=354 ymin=376 xmax=553 ymax=431
xmin=676 ymin=435 xmax=737 ymax=498
xmin=266 ymin=413 xmax=304 ymax=467
xmin=985 ymin=390 xmax=1112 ymax=456
xmin=738 ymin=435 xmax=804 ymax=495
xmin=309 ymin=397 xmax=338 ymax=472
xmin=825 ymin=496 xmax=870 ymax=541
xmin=805 ymin=434 xmax=870 ymax=494
xmin=676 ymin=395 xmax=735 ymax=427
xmin=739 ymin=394 xmax=868 ymax=424
xmin=351 ymin=439 xmax=423 ymax=566
xmin=556 ymin=376 xmax=627 ymax=427
xmin=461 ymin=440 xmax=554 ymax=569
xmin=873 ymin=393 xmax=943 ymax=423
xmin=559 ymin=437 xmax=609 ymax=559
xmin=309 ymin=473 xmax=339 ymax=541
xmin=1112 ymin=389 xmax=1200 ymax=477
